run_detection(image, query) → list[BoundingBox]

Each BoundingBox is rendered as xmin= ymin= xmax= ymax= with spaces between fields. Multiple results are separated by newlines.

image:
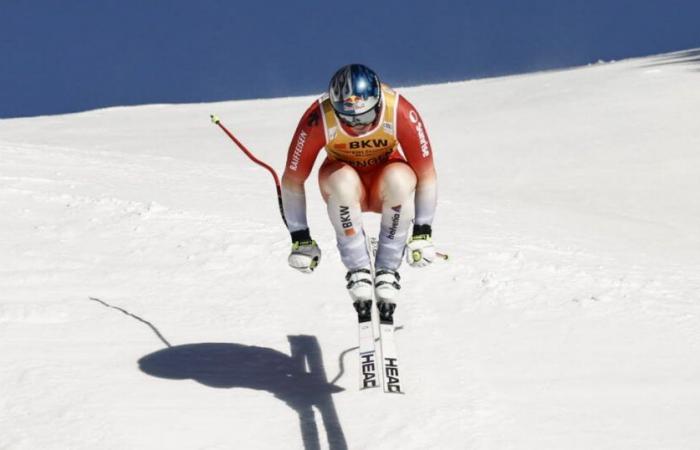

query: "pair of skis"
xmin=356 ymin=301 xmax=402 ymax=393
xmin=356 ymin=238 xmax=403 ymax=394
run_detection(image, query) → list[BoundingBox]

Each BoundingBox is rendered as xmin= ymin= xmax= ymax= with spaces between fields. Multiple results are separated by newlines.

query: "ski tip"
xmin=210 ymin=114 xmax=221 ymax=124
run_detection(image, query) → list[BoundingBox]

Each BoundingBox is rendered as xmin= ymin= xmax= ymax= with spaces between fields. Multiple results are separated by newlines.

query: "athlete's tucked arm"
xmin=396 ymin=96 xmax=439 ymax=266
xmin=281 ymin=101 xmax=326 ymax=272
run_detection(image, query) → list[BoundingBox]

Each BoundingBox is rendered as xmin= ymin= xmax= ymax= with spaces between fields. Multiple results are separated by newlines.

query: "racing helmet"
xmin=328 ymin=64 xmax=382 ymax=127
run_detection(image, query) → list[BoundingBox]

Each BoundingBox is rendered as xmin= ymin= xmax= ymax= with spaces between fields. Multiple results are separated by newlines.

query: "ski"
xmin=366 ymin=237 xmax=404 ymax=394
xmin=352 ymin=235 xmax=380 ymax=390
xmin=354 ymin=299 xmax=379 ymax=390
xmin=377 ymin=302 xmax=403 ymax=393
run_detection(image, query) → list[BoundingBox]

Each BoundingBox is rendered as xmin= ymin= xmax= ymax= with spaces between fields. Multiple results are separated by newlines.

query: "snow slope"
xmin=1 ymin=50 xmax=699 ymax=449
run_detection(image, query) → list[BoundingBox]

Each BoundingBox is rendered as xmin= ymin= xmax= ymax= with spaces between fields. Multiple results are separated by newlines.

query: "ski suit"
xmin=281 ymin=84 xmax=437 ymax=270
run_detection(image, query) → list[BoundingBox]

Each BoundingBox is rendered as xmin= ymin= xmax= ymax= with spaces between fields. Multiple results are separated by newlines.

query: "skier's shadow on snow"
xmin=138 ymin=336 xmax=347 ymax=450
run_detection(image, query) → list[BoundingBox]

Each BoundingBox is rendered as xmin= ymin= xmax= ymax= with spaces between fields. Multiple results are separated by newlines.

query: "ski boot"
xmin=347 ymin=267 xmax=373 ymax=322
xmin=374 ymin=268 xmax=400 ymax=324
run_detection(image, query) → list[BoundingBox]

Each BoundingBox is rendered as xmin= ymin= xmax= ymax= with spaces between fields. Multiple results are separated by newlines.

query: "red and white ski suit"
xmin=282 ymin=85 xmax=437 ymax=270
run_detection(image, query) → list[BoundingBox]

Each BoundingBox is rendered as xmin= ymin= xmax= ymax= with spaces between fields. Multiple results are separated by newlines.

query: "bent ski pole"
xmin=210 ymin=114 xmax=288 ymax=229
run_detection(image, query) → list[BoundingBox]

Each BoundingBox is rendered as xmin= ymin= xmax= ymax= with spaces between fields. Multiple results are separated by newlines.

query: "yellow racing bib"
xmin=320 ymin=85 xmax=399 ymax=170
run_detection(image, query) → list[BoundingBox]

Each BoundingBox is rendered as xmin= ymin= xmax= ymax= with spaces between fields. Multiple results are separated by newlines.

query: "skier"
xmin=281 ymin=64 xmax=437 ymax=320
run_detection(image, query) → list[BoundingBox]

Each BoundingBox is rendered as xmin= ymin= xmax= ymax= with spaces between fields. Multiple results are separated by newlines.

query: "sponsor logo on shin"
xmin=339 ymin=205 xmax=355 ymax=236
xmin=289 ymin=129 xmax=308 ymax=171
xmin=387 ymin=205 xmax=402 ymax=240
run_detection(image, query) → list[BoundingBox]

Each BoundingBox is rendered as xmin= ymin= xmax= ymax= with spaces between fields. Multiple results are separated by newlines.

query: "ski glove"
xmin=288 ymin=229 xmax=321 ymax=273
xmin=406 ymin=224 xmax=435 ymax=268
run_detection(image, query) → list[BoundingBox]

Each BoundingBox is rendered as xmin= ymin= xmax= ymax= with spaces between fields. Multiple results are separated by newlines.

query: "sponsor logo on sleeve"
xmin=408 ymin=110 xmax=430 ymax=158
xmin=289 ymin=129 xmax=307 ymax=171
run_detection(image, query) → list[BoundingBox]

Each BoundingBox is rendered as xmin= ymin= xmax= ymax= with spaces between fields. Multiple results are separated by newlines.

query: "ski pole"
xmin=210 ymin=114 xmax=288 ymax=229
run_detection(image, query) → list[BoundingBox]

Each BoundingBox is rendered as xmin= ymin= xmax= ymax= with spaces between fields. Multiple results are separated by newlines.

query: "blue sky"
xmin=1 ymin=0 xmax=698 ymax=118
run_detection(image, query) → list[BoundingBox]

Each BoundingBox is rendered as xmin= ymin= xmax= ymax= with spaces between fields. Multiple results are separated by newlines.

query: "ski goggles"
xmin=337 ymin=102 xmax=380 ymax=127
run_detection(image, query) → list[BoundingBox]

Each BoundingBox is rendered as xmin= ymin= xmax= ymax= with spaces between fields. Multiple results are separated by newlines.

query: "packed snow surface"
xmin=1 ymin=50 xmax=699 ymax=449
